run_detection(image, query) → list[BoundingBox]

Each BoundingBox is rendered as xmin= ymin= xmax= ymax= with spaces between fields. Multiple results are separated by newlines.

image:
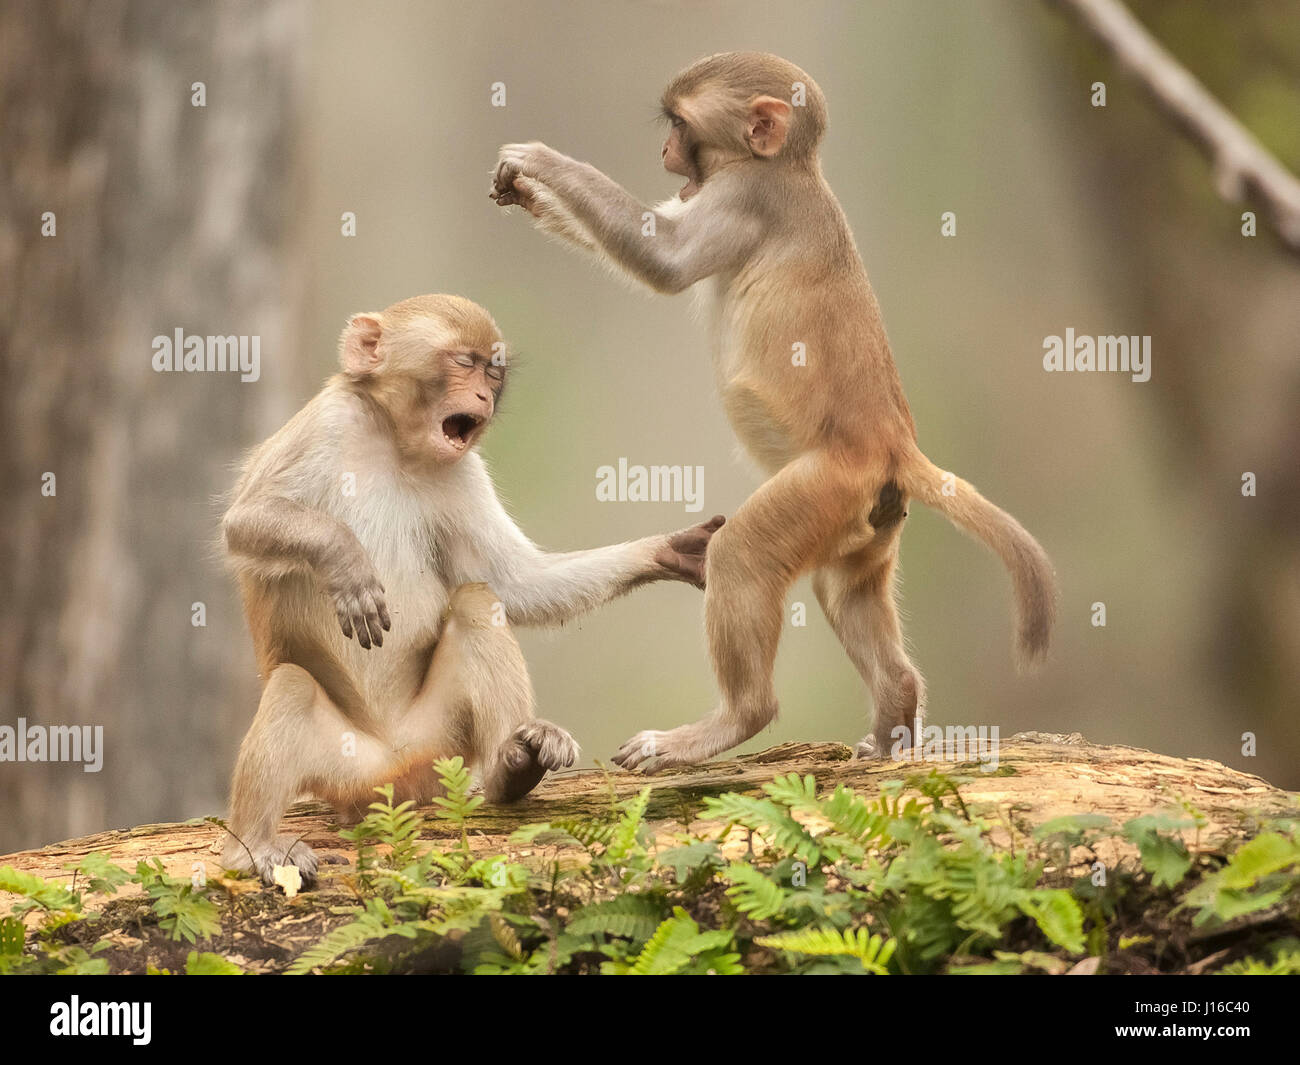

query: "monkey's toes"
xmin=513 ymin=720 xmax=579 ymax=772
xmin=250 ymin=835 xmax=319 ymax=888
xmin=612 ymin=730 xmax=669 ymax=773
xmin=853 ymin=735 xmax=887 ymax=760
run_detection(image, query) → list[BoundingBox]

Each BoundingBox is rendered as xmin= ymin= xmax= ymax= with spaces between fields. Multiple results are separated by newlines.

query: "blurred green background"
xmin=2 ymin=0 xmax=1297 ymax=854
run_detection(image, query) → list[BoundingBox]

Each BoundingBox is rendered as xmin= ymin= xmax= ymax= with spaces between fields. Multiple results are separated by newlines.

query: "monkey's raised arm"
xmin=493 ymin=143 xmax=760 ymax=294
xmin=447 ymin=459 xmax=722 ymax=626
xmin=224 ymin=494 xmax=391 ymax=649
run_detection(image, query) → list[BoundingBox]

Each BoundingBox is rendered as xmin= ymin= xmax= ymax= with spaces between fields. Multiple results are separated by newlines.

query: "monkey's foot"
xmin=224 ymin=833 xmax=320 ymax=888
xmin=612 ymin=724 xmax=720 ymax=773
xmin=853 ymin=734 xmax=885 ymax=760
xmin=488 ymin=720 xmax=579 ymax=801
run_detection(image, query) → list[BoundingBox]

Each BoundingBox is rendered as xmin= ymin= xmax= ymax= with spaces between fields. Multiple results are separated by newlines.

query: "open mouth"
xmin=441 ymin=412 xmax=483 ymax=450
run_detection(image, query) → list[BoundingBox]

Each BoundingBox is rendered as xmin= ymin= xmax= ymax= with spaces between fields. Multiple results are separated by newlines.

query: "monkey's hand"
xmin=491 ymin=141 xmax=562 ymax=207
xmin=319 ymin=551 xmax=391 ymax=650
xmin=653 ymin=515 xmax=725 ymax=589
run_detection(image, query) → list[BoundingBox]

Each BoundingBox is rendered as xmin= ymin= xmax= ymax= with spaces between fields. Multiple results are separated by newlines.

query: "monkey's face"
xmin=425 ymin=350 xmax=502 ymax=464
xmin=662 ymin=116 xmax=702 ymax=200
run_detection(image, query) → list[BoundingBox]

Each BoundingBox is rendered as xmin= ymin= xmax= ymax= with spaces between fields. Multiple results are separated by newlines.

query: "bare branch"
xmin=1051 ymin=0 xmax=1300 ymax=252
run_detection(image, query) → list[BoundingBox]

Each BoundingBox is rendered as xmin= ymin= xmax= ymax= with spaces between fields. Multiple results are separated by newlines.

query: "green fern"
xmin=1016 ymin=888 xmax=1086 ymax=954
xmin=185 ymin=951 xmax=244 ymax=975
xmin=136 ymin=860 xmax=220 ymax=943
xmin=340 ymin=783 xmax=425 ymax=875
xmin=700 ymin=793 xmax=821 ymax=863
xmin=604 ymin=908 xmax=740 ymax=975
xmin=605 ymin=787 xmax=651 ymax=865
xmin=566 ymin=894 xmax=667 ymax=944
xmin=723 ymin=862 xmax=789 ymax=921
xmin=431 ymin=756 xmax=485 ymax=851
xmin=287 ymin=897 xmax=408 ymax=974
xmin=756 ymin=926 xmax=895 ymax=974
xmin=1185 ymin=830 xmax=1300 ymax=926
xmin=1220 ymin=938 xmax=1300 ymax=975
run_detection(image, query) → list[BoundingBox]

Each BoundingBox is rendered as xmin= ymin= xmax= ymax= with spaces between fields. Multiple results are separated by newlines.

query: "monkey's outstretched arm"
xmin=507 ymin=175 xmax=597 ymax=252
xmin=224 ymin=495 xmax=391 ymax=648
xmin=494 ymin=144 xmax=759 ymax=294
xmin=446 ymin=465 xmax=722 ymax=626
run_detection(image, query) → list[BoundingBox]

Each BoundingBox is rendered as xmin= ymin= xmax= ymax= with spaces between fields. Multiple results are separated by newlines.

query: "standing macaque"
xmin=492 ymin=52 xmax=1056 ymax=770
xmin=222 ymin=293 xmax=723 ymax=883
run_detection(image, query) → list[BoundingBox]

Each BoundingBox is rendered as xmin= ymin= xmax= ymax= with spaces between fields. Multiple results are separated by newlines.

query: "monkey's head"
xmin=660 ymin=52 xmax=827 ymax=199
xmin=338 ymin=294 xmax=507 ymax=466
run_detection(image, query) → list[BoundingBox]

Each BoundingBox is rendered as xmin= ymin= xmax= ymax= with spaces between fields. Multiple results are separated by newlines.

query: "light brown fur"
xmin=222 ymin=294 xmax=722 ymax=881
xmin=493 ymin=53 xmax=1057 ymax=769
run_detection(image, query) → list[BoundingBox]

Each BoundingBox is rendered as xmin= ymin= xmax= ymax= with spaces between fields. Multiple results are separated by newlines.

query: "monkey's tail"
xmin=899 ymin=444 xmax=1057 ymax=667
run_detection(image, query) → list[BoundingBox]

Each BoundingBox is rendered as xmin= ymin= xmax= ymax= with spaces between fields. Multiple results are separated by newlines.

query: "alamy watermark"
xmin=1043 ymin=330 xmax=1150 ymax=383
xmin=152 ymin=328 xmax=261 ymax=382
xmin=0 ymin=718 xmax=103 ymax=772
xmin=889 ymin=724 xmax=1000 ymax=772
xmin=595 ymin=458 xmax=704 ymax=513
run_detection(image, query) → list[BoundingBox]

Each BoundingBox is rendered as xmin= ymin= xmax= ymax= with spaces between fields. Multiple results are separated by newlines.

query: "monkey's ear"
xmin=746 ymin=96 xmax=792 ymax=157
xmin=340 ymin=314 xmax=384 ymax=376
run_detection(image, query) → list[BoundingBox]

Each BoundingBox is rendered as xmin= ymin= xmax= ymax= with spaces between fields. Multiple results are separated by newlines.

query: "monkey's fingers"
xmin=360 ymin=595 xmax=386 ymax=648
xmin=353 ymin=603 xmax=373 ymax=650
xmin=491 ymin=159 xmax=520 ymax=201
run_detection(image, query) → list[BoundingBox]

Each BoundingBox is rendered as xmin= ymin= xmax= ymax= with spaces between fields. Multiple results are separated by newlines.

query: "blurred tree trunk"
xmin=1051 ymin=1 xmax=1300 ymax=788
xmin=0 ymin=0 xmax=308 ymax=851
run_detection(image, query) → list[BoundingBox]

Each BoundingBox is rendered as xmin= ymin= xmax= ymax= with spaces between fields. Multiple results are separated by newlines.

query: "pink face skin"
xmin=662 ymin=117 xmax=702 ymax=201
xmin=428 ymin=350 xmax=504 ymax=463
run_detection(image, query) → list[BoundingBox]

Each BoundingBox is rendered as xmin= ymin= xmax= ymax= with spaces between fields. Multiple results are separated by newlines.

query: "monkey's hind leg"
xmin=223 ymin=663 xmax=391 ymax=886
xmin=407 ymin=583 xmax=578 ymax=805
xmin=614 ymin=453 xmax=864 ymax=772
xmin=813 ymin=541 xmax=926 ymax=761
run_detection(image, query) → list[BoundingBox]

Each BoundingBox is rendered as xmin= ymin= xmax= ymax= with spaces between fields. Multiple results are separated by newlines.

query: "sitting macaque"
xmin=221 ymin=293 xmax=723 ymax=883
xmin=491 ymin=52 xmax=1057 ymax=770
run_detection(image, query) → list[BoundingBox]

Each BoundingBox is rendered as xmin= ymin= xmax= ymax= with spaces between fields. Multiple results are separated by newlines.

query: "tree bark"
xmin=2 ymin=737 xmax=1290 ymax=900
xmin=0 ymin=0 xmax=308 ymax=852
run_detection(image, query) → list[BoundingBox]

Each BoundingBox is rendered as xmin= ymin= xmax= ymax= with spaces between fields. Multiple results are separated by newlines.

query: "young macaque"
xmin=221 ymin=293 xmax=723 ymax=883
xmin=492 ymin=52 xmax=1057 ymax=770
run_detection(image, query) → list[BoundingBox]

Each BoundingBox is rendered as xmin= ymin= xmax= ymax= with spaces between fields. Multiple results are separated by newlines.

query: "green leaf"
xmin=606 ymin=908 xmax=736 ymax=976
xmin=0 ymin=917 xmax=25 ymax=958
xmin=0 ymin=865 xmax=79 ymax=913
xmin=185 ymin=951 xmax=244 ymax=975
xmin=1016 ymin=889 xmax=1085 ymax=954
xmin=700 ymin=793 xmax=821 ymax=863
xmin=723 ymin=863 xmax=788 ymax=921
xmin=658 ymin=841 xmax=725 ymax=882
xmin=70 ymin=852 xmax=132 ymax=895
xmin=566 ymin=895 xmax=667 ymax=944
xmin=1122 ymin=818 xmax=1193 ymax=889
xmin=1218 ymin=832 xmax=1300 ymax=890
xmin=755 ymin=926 xmax=895 ymax=974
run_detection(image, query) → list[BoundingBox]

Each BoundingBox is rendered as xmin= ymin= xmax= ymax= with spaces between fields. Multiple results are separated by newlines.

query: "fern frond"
xmin=606 ymin=787 xmax=651 ymax=863
xmin=756 ymin=926 xmax=896 ymax=974
xmin=723 ymin=862 xmax=788 ymax=921
xmin=566 ymin=894 xmax=667 ymax=944
xmin=700 ymin=794 xmax=820 ymax=863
